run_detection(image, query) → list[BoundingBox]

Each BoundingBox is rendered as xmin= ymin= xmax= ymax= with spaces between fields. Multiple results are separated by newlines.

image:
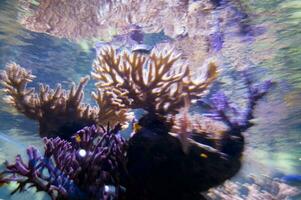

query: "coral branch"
xmin=91 ymin=90 xmax=131 ymax=127
xmin=92 ymin=47 xmax=217 ymax=115
xmin=1 ymin=146 xmax=72 ymax=199
xmin=198 ymin=72 xmax=273 ymax=131
xmin=0 ymin=125 xmax=127 ymax=200
xmin=173 ymin=72 xmax=273 ymax=155
xmin=0 ymin=63 xmax=93 ymax=138
xmin=0 ymin=62 xmax=37 ymax=119
xmin=0 ymin=63 xmax=131 ymax=138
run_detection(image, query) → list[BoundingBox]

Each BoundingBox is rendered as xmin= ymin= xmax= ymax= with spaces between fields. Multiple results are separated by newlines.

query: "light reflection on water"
xmin=0 ymin=0 xmax=300 ymax=199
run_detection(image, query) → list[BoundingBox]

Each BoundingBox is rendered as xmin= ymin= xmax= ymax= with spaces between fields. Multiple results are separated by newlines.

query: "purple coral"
xmin=198 ymin=72 xmax=273 ymax=131
xmin=0 ymin=125 xmax=127 ymax=200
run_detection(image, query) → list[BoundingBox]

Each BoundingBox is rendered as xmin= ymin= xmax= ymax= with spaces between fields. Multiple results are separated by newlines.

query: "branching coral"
xmin=197 ymin=72 xmax=273 ymax=132
xmin=0 ymin=63 xmax=130 ymax=138
xmin=0 ymin=46 xmax=217 ymax=138
xmin=92 ymin=47 xmax=217 ymax=115
xmin=173 ymin=71 xmax=273 ymax=151
xmin=122 ymin=62 xmax=273 ymax=199
xmin=91 ymin=90 xmax=131 ymax=127
xmin=0 ymin=45 xmax=273 ymax=200
xmin=0 ymin=125 xmax=127 ymax=200
xmin=148 ymin=72 xmax=273 ymax=197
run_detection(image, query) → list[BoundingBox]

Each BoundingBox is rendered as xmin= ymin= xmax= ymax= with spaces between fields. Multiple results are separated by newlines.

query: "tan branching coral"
xmin=92 ymin=47 xmax=217 ymax=115
xmin=0 ymin=63 xmax=129 ymax=138
xmin=0 ymin=47 xmax=217 ymax=138
xmin=0 ymin=62 xmax=37 ymax=118
xmin=91 ymin=89 xmax=131 ymax=127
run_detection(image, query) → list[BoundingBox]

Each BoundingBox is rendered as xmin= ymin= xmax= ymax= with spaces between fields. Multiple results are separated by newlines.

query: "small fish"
xmin=133 ymin=123 xmax=142 ymax=133
xmin=200 ymin=153 xmax=208 ymax=158
xmin=75 ymin=134 xmax=81 ymax=143
xmin=129 ymin=110 xmax=146 ymax=137
xmin=130 ymin=122 xmax=142 ymax=137
xmin=131 ymin=44 xmax=152 ymax=54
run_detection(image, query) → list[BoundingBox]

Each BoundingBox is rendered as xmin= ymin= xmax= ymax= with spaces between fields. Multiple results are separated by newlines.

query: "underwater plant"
xmin=0 ymin=124 xmax=127 ymax=200
xmin=0 ymin=47 xmax=272 ymax=200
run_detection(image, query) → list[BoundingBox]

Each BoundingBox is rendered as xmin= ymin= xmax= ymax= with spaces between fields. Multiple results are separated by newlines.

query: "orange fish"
xmin=75 ymin=134 xmax=81 ymax=143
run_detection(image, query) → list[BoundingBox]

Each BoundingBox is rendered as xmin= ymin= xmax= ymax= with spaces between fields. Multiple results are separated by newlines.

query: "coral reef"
xmin=19 ymin=0 xmax=109 ymax=40
xmin=17 ymin=0 xmax=219 ymax=73
xmin=17 ymin=0 xmax=269 ymax=79
xmin=205 ymin=175 xmax=301 ymax=200
xmin=0 ymin=125 xmax=127 ymax=200
xmin=18 ymin=0 xmax=214 ymax=40
xmin=92 ymin=47 xmax=217 ymax=115
xmin=0 ymin=63 xmax=130 ymax=138
xmin=0 ymin=47 xmax=273 ymax=200
xmin=18 ymin=0 xmax=265 ymax=72
xmin=172 ymin=71 xmax=273 ymax=155
xmin=154 ymin=35 xmax=210 ymax=71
